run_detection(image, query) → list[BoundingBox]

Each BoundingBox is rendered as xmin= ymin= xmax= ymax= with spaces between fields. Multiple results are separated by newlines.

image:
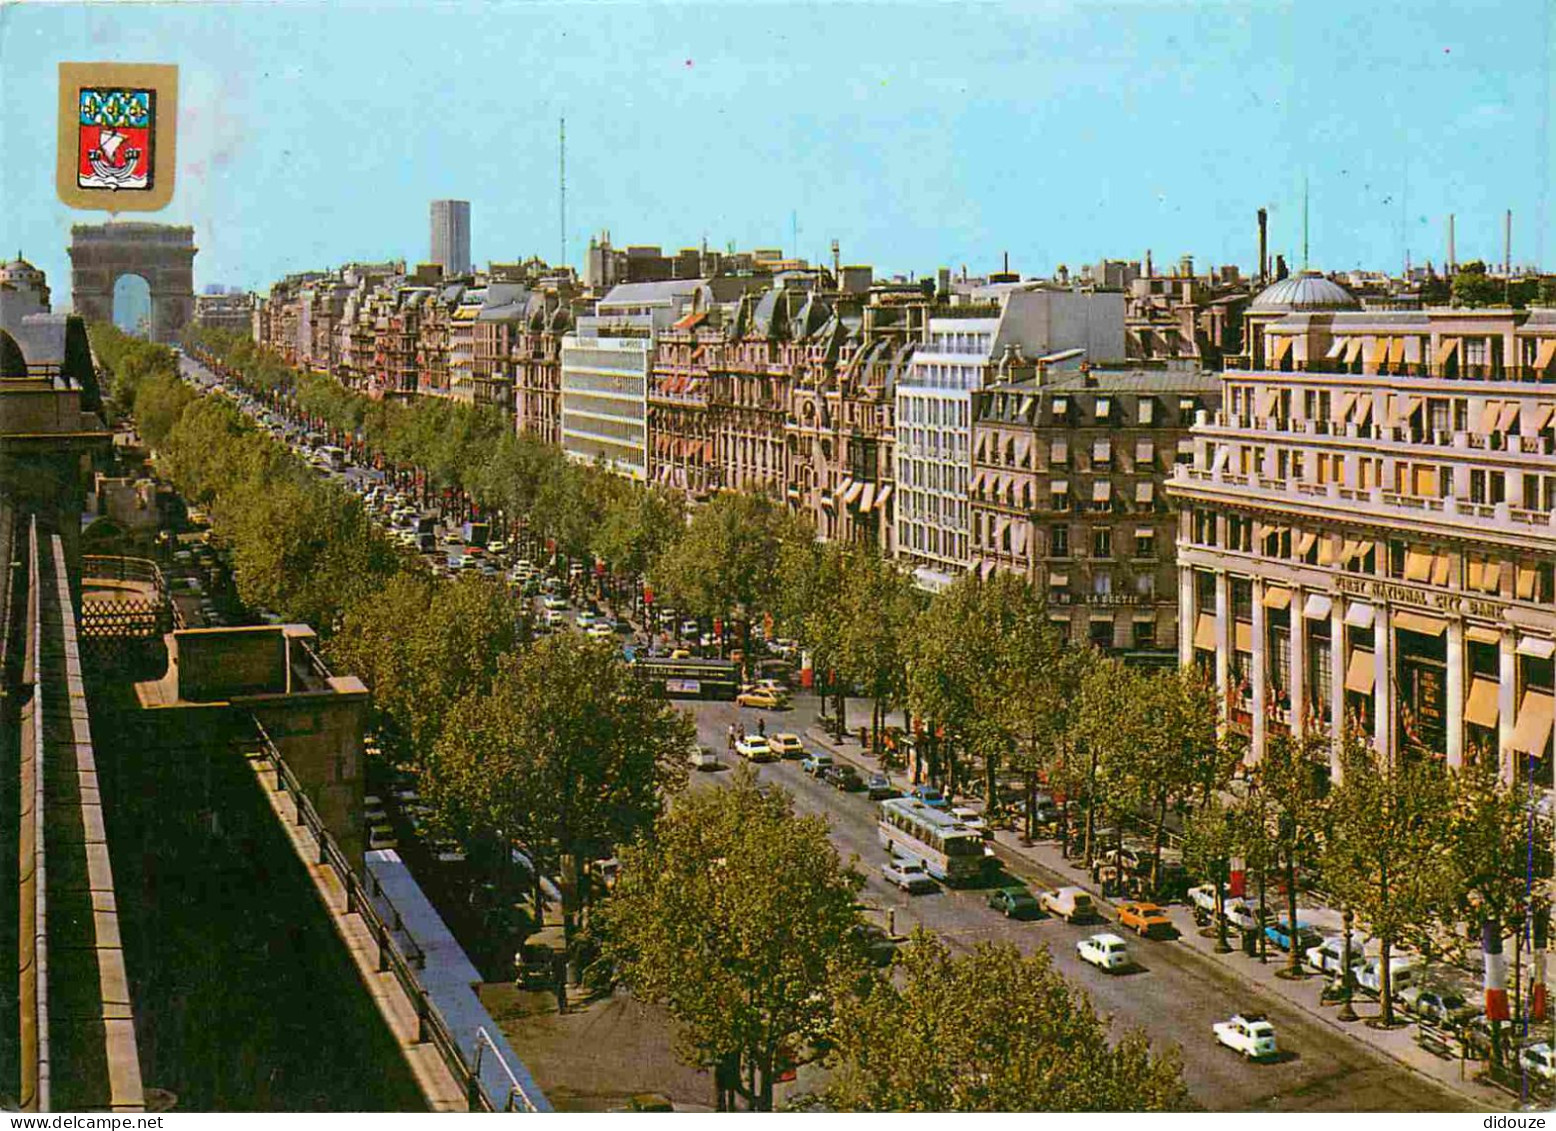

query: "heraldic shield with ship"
xmin=76 ymin=86 xmax=155 ymax=191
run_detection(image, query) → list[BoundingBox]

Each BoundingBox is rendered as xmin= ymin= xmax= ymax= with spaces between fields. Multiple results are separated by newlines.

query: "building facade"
xmin=1170 ymin=277 xmax=1556 ymax=788
xmin=972 ymin=364 xmax=1221 ymax=655
xmin=429 ymin=200 xmax=471 ymax=278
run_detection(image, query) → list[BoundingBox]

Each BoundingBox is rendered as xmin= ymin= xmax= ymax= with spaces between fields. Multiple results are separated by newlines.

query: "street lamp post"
xmin=1338 ymin=907 xmax=1359 ymax=1022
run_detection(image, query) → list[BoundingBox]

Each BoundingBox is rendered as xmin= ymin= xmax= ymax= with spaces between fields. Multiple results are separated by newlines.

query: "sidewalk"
xmin=799 ymin=717 xmax=1517 ymax=1112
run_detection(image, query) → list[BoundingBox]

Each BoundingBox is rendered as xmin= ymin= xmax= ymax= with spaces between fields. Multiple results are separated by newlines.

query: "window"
xmin=1051 ymin=524 xmax=1070 ymax=558
xmin=1195 ymin=569 xmax=1216 ymax=612
xmin=1491 ymin=471 xmax=1506 ymax=505
xmin=1093 ymin=571 xmax=1112 ymax=596
xmin=1133 ymin=619 xmax=1157 ymax=649
xmin=1227 ymin=514 xmax=1253 ymax=553
xmin=1138 ymin=398 xmax=1155 ymax=426
xmin=1135 ymin=530 xmax=1156 ymax=559
xmin=1193 ymin=509 xmax=1218 ymax=547
xmin=1090 ymin=618 xmax=1114 ymax=648
xmin=1471 ymin=469 xmax=1488 ymax=504
xmin=1093 ymin=527 xmax=1113 ymax=559
xmin=1231 ymin=577 xmax=1253 ymax=621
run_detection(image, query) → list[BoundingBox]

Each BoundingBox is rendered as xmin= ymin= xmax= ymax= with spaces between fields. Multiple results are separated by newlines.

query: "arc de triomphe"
xmin=68 ymin=222 xmax=196 ymax=343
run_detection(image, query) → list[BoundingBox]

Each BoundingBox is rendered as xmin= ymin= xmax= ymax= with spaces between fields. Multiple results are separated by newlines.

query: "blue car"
xmin=911 ymin=784 xmax=950 ymax=810
xmin=1264 ymin=918 xmax=1323 ymax=953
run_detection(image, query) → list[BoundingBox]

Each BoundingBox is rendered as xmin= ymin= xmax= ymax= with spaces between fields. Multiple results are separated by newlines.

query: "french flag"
xmin=1483 ymin=919 xmax=1510 ymax=1023
xmin=1534 ymin=912 xmax=1549 ymax=1024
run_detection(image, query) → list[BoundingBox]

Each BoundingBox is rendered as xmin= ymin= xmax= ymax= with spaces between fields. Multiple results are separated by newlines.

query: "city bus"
xmin=631 ymin=656 xmax=741 ymax=701
xmin=877 ymin=797 xmax=991 ymax=885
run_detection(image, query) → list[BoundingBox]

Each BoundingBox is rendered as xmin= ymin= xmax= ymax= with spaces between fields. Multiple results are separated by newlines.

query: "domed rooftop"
xmin=1250 ymin=271 xmax=1360 ymax=313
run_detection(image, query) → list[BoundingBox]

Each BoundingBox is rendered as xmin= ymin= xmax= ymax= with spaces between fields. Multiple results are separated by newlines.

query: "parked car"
xmin=735 ymin=688 xmax=785 ymax=709
xmin=1399 ymin=984 xmax=1480 ymax=1026
xmin=1117 ymin=902 xmax=1176 ymax=939
xmin=576 ymin=611 xmax=600 ymax=629
xmin=680 ymin=619 xmax=700 ymax=638
xmin=951 ymin=806 xmax=991 ymax=839
xmin=542 ymin=595 xmax=569 ymax=612
xmin=1355 ymin=953 xmax=1425 ymax=998
xmin=1521 ymin=1042 xmax=1556 ymax=1082
xmin=910 ymin=784 xmax=949 ymax=810
xmin=882 ymin=856 xmax=937 ymax=893
xmin=1213 ymin=1013 xmax=1278 ymax=1060
xmin=1264 ymin=918 xmax=1324 ymax=955
xmin=767 ymin=732 xmax=804 ymax=758
xmin=368 ymin=824 xmax=398 ymax=851
xmin=987 ymin=885 xmax=1041 ymax=919
xmin=1225 ymin=900 xmax=1268 ymax=933
xmin=865 ymin=773 xmax=897 ymax=800
xmin=586 ymin=622 xmax=614 ymax=640
xmin=1188 ymin=883 xmax=1229 ymax=924
xmin=801 ymin=752 xmax=835 ymax=777
xmin=1304 ymin=933 xmax=1369 ymax=975
xmin=736 ymin=735 xmax=775 ymax=762
xmin=826 ymin=764 xmax=864 ymax=792
xmin=1077 ymin=932 xmax=1130 ymax=972
xmin=1039 ymin=887 xmax=1096 ymax=923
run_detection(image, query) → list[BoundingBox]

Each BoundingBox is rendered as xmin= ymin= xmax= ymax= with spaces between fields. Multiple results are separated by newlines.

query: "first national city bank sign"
xmin=56 ymin=62 xmax=178 ymax=213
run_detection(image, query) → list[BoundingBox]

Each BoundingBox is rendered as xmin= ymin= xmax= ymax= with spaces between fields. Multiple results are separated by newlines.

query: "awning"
xmin=1478 ymin=401 xmax=1502 ymax=434
xmin=975 ymin=433 xmax=989 ymax=462
xmin=1512 ymin=689 xmax=1554 ymax=756
xmin=1263 ymin=586 xmax=1292 ymax=610
xmin=1364 ymin=339 xmax=1389 ymax=372
xmin=980 ymin=560 xmax=998 ymax=580
xmin=1465 ymin=677 xmax=1501 ymax=729
xmin=1093 ymin=439 xmax=1112 ymax=462
xmin=1517 ymin=637 xmax=1556 ymax=660
xmin=1467 ymin=625 xmax=1501 ymax=645
xmin=842 ymin=480 xmax=866 ymax=506
xmin=1297 ymin=531 xmax=1317 ymax=557
xmin=1051 ymin=439 xmax=1069 ymax=464
xmin=970 ymin=470 xmax=987 ymax=493
xmin=1014 ymin=435 xmax=1033 ymax=469
xmin=1135 ymin=525 xmax=1156 ymax=539
xmin=1133 ymin=611 xmax=1156 ymax=623
xmin=1335 ymin=391 xmax=1358 ymax=424
xmin=1194 ymin=613 xmax=1218 ymax=651
xmin=1049 ymin=573 xmax=1069 ymax=588
xmin=1052 ymin=396 xmax=1069 ymax=415
xmin=1517 ymin=565 xmax=1538 ymax=601
xmin=1050 ymin=480 xmax=1069 ymax=497
xmin=1095 ymin=397 xmax=1112 ymax=419
xmin=1405 ymin=548 xmax=1432 ymax=582
xmin=1049 ymin=612 xmax=1071 ymax=623
xmin=1091 ymin=612 xmax=1115 ymax=624
xmin=1344 ymin=602 xmax=1375 ymax=629
xmin=1139 ymin=399 xmax=1155 ymax=425
xmin=1235 ymin=621 xmax=1253 ymax=653
xmin=1523 ymin=403 xmax=1555 ymax=434
xmin=1177 ymin=438 xmax=1195 ymax=456
xmin=1325 ymin=338 xmax=1348 ymax=361
xmin=1343 ymin=338 xmax=1364 ymax=365
xmin=1269 ymin=336 xmax=1294 ymax=365
xmin=1480 ymin=561 xmax=1503 ymax=592
xmin=1387 ymin=337 xmax=1406 ymax=367
xmin=1135 ymin=440 xmax=1155 ymax=463
xmin=1303 ymin=593 xmax=1333 ymax=620
xmin=1345 ymin=649 xmax=1376 ymax=694
xmin=1353 ymin=396 xmax=1374 ymax=428
xmin=1496 ymin=402 xmax=1521 ymax=433
xmin=1534 ymin=339 xmax=1556 ymax=373
xmin=1012 ymin=525 xmax=1029 ymax=556
xmin=1433 ymin=338 xmax=1460 ymax=367
xmin=1431 ymin=553 xmax=1451 ymax=587
xmin=1135 ymin=482 xmax=1155 ymax=505
xmin=1341 ymin=539 xmax=1363 ymax=564
xmin=858 ymin=483 xmax=877 ymax=513
xmin=1393 ymin=610 xmax=1447 ymax=637
xmin=1092 ymin=480 xmax=1113 ymax=503
xmin=1318 ymin=538 xmax=1337 ymax=566
xmin=874 ymin=484 xmax=894 ymax=511
xmin=785 ymin=485 xmax=801 ymax=500
xmin=1257 ymin=388 xmax=1280 ymax=417
xmin=1211 ymin=446 xmax=1230 ymax=473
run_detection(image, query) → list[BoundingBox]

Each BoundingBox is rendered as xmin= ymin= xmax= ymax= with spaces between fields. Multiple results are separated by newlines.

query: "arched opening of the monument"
xmin=112 ymin=273 xmax=153 ymax=337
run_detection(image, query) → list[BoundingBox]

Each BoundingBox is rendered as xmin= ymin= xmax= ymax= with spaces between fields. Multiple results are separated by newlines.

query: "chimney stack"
xmin=1447 ymin=214 xmax=1456 ymax=273
xmin=1257 ymin=207 xmax=1269 ymax=283
xmin=1145 ymin=249 xmax=1153 ymax=278
xmin=831 ymin=238 xmax=840 ymax=281
xmin=1504 ymin=210 xmax=1512 ymax=275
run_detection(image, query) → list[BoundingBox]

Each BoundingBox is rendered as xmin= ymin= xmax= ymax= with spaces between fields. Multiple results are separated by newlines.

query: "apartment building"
xmin=894 ymin=286 xmax=1125 ymax=591
xmin=1169 ymin=275 xmax=1556 ymax=787
xmin=971 ymin=363 xmax=1220 ymax=655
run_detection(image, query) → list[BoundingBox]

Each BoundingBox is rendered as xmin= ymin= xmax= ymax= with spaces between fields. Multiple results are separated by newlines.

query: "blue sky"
xmin=2 ymin=0 xmax=1552 ymax=303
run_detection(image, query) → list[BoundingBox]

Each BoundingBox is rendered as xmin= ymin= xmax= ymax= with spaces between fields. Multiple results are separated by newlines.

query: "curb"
xmin=801 ymin=720 xmax=1507 ymax=1111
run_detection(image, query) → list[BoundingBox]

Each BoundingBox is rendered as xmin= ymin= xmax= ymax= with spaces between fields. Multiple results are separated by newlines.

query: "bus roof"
xmin=633 ymin=656 xmax=738 ymax=671
xmin=880 ymin=796 xmax=978 ymax=834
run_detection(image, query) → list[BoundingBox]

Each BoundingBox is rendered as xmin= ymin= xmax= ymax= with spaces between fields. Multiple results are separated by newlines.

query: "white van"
xmin=1355 ymin=953 xmax=1424 ymax=998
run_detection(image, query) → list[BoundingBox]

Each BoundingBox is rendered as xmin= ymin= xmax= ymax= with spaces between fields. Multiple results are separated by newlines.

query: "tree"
xmin=824 ymin=933 xmax=1191 ymax=1111
xmin=1073 ymin=657 xmax=1148 ymax=867
xmin=592 ymin=481 xmax=686 ymax=582
xmin=834 ymin=548 xmax=919 ymax=755
xmin=1256 ymin=729 xmax=1331 ymax=977
xmin=426 ymin=634 xmax=693 ymax=937
xmin=1321 ymin=731 xmax=1455 ymax=1025
xmin=1183 ymin=798 xmax=1238 ymax=953
xmin=599 ymin=769 xmax=864 ymax=1111
xmin=993 ymin=587 xmax=1071 ymax=840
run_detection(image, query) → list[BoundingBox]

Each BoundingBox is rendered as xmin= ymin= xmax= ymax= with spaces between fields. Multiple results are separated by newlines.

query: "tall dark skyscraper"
xmin=429 ymin=199 xmax=471 ymax=277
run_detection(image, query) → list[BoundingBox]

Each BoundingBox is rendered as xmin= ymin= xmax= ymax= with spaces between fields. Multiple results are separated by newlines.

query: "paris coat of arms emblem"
xmin=57 ymin=63 xmax=177 ymax=213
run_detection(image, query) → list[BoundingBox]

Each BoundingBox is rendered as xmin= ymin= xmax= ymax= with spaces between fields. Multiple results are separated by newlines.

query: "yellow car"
xmin=668 ymin=648 xmax=692 ymax=660
xmin=735 ymin=688 xmax=785 ymax=709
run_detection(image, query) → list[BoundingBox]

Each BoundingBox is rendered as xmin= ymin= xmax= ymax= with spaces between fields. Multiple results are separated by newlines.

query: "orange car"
xmin=1117 ymin=902 xmax=1176 ymax=939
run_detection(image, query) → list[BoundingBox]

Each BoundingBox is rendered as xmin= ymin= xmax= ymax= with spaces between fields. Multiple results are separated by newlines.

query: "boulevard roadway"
xmin=176 ymin=352 xmax=1471 ymax=1113
xmin=689 ymin=695 xmax=1474 ymax=1113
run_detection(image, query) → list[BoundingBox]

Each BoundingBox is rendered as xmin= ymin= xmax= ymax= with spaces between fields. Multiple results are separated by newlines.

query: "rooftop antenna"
xmin=791 ymin=211 xmax=798 ymax=261
xmin=559 ymin=116 xmax=567 ymax=268
xmin=1302 ymin=175 xmax=1310 ymax=271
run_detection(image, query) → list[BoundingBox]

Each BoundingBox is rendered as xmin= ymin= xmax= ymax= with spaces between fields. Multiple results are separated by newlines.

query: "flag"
xmin=1483 ymin=918 xmax=1510 ymax=1022
xmin=1533 ymin=911 xmax=1549 ymax=1024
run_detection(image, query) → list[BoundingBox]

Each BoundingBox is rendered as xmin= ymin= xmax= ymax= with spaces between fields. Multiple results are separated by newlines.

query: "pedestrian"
xmin=727 ymin=723 xmax=736 ymax=752
xmin=737 ymin=722 xmax=746 ymax=740
xmin=757 ymin=717 xmax=766 ymax=737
